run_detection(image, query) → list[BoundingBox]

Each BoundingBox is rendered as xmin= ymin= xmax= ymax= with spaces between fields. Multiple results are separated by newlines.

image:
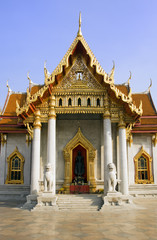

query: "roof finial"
xmin=6 ymin=80 xmax=11 ymax=92
xmin=77 ymin=12 xmax=82 ymax=37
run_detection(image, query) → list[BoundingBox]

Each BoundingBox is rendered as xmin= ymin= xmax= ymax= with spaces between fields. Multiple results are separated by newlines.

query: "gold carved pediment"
xmin=55 ymin=56 xmax=103 ymax=90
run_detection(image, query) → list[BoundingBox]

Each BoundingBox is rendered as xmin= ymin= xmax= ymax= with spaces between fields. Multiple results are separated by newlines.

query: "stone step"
xmin=58 ymin=208 xmax=100 ymax=211
xmin=129 ymin=185 xmax=157 ymax=197
xmin=0 ymin=185 xmax=30 ymax=200
xmin=57 ymin=199 xmax=101 ymax=203
xmin=57 ymin=194 xmax=103 ymax=211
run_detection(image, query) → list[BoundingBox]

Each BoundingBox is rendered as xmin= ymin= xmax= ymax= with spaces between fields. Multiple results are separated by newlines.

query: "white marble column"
xmin=47 ymin=95 xmax=56 ymax=195
xmin=119 ymin=113 xmax=128 ymax=195
xmin=31 ymin=110 xmax=41 ymax=195
xmin=103 ymin=116 xmax=113 ymax=194
xmin=0 ymin=134 xmax=7 ymax=185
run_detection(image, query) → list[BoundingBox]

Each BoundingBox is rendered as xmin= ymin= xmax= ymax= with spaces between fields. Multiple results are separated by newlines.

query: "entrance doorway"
xmin=63 ymin=128 xmax=96 ymax=193
xmin=72 ymin=144 xmax=87 ymax=182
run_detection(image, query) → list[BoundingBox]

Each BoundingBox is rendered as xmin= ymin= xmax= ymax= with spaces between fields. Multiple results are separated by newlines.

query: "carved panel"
xmin=56 ymin=56 xmax=103 ymax=90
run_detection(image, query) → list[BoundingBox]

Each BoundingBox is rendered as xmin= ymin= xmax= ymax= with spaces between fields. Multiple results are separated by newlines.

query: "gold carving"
xmin=0 ymin=133 xmax=7 ymax=146
xmin=25 ymin=123 xmax=33 ymax=139
xmin=26 ymin=88 xmax=31 ymax=103
xmin=33 ymin=110 xmax=41 ymax=129
xmin=16 ymin=30 xmax=142 ymax=118
xmin=48 ymin=95 xmax=56 ymax=119
xmin=56 ymin=56 xmax=103 ymax=90
xmin=5 ymin=147 xmax=25 ymax=184
xmin=77 ymin=12 xmax=82 ymax=37
xmin=152 ymin=133 xmax=157 ymax=147
xmin=108 ymin=60 xmax=115 ymax=83
xmin=126 ymin=123 xmax=134 ymax=147
xmin=103 ymin=94 xmax=110 ymax=119
xmin=63 ymin=128 xmax=96 ymax=193
xmin=118 ymin=111 xmax=126 ymax=128
xmin=134 ymin=146 xmax=154 ymax=184
xmin=26 ymin=133 xmax=32 ymax=146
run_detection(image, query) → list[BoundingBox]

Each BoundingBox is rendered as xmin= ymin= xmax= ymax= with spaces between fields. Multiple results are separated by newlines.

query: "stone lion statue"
xmin=44 ymin=164 xmax=53 ymax=192
xmin=107 ymin=163 xmax=117 ymax=192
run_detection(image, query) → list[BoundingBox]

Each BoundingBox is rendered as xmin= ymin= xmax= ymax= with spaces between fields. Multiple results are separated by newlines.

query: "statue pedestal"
xmin=101 ymin=191 xmax=133 ymax=209
xmin=34 ymin=192 xmax=58 ymax=210
xmin=22 ymin=192 xmax=58 ymax=211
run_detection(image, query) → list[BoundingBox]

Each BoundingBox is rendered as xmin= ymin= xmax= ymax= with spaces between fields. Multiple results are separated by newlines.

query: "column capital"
xmin=103 ymin=93 xmax=110 ymax=119
xmin=103 ymin=111 xmax=111 ymax=119
xmin=118 ymin=111 xmax=126 ymax=128
xmin=33 ymin=110 xmax=41 ymax=129
xmin=49 ymin=95 xmax=56 ymax=119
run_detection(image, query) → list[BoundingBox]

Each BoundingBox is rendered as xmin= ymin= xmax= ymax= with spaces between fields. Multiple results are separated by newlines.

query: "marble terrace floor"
xmin=0 ymin=197 xmax=157 ymax=240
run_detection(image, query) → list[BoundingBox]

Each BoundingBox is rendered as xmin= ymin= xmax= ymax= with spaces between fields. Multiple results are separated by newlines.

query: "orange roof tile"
xmin=115 ymin=85 xmax=129 ymax=95
xmin=30 ymin=85 xmax=43 ymax=95
xmin=132 ymin=93 xmax=156 ymax=116
xmin=3 ymin=93 xmax=26 ymax=116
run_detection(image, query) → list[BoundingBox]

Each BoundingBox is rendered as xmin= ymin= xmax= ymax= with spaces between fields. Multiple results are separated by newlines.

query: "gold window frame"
xmin=5 ymin=147 xmax=25 ymax=184
xmin=134 ymin=146 xmax=154 ymax=184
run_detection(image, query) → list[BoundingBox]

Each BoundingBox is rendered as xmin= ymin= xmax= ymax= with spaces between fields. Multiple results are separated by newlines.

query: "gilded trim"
xmin=0 ymin=133 xmax=7 ymax=146
xmin=5 ymin=147 xmax=25 ymax=184
xmin=152 ymin=133 xmax=157 ymax=147
xmin=48 ymin=95 xmax=56 ymax=119
xmin=33 ymin=110 xmax=41 ymax=129
xmin=63 ymin=128 xmax=96 ymax=193
xmin=134 ymin=146 xmax=154 ymax=184
xmin=118 ymin=111 xmax=126 ymax=128
xmin=16 ymin=34 xmax=143 ymax=118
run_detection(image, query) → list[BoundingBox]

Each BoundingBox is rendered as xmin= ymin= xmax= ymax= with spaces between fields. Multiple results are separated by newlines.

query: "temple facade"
xmin=0 ymin=16 xmax=157 ymax=202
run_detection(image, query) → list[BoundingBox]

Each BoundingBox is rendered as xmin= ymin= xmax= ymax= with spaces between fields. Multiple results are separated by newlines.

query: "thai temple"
xmin=0 ymin=14 xmax=157 ymax=208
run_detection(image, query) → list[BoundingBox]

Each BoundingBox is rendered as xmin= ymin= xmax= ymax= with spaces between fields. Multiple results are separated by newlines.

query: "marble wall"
xmin=127 ymin=134 xmax=153 ymax=185
xmin=0 ymin=133 xmax=31 ymax=185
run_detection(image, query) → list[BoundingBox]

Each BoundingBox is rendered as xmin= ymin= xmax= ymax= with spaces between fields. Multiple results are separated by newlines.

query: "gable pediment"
xmin=55 ymin=56 xmax=103 ymax=91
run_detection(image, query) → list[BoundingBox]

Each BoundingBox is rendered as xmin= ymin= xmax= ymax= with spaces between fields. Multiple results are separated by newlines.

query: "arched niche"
xmin=134 ymin=146 xmax=154 ymax=184
xmin=63 ymin=128 xmax=96 ymax=193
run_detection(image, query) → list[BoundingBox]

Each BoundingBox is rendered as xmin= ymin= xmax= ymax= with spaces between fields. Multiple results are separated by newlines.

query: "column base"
xmin=33 ymin=192 xmax=58 ymax=211
xmin=22 ymin=193 xmax=58 ymax=211
xmin=22 ymin=194 xmax=37 ymax=210
xmin=101 ymin=191 xmax=133 ymax=210
xmin=36 ymin=192 xmax=58 ymax=206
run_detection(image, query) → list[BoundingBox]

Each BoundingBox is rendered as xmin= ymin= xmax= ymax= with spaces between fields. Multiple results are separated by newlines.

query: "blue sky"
xmin=0 ymin=0 xmax=157 ymax=110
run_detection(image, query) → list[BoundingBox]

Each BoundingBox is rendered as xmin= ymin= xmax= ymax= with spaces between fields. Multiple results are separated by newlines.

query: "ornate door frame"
xmin=63 ymin=128 xmax=96 ymax=193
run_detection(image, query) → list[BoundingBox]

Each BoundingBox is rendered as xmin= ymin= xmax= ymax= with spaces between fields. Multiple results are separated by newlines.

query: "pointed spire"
xmin=127 ymin=71 xmax=132 ymax=85
xmin=144 ymin=78 xmax=152 ymax=94
xmin=6 ymin=80 xmax=11 ymax=93
xmin=77 ymin=12 xmax=82 ymax=37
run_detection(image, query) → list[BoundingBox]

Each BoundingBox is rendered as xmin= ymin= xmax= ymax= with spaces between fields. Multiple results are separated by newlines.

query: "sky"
xmin=0 ymin=0 xmax=157 ymax=111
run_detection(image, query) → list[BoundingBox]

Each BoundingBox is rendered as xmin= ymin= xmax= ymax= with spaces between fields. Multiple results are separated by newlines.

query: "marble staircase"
xmin=0 ymin=185 xmax=30 ymax=200
xmin=129 ymin=184 xmax=157 ymax=197
xmin=57 ymin=194 xmax=103 ymax=212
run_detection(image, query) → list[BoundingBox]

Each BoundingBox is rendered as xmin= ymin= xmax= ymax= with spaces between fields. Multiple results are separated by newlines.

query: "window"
xmin=97 ymin=98 xmax=100 ymax=107
xmin=138 ymin=156 xmax=148 ymax=180
xmin=5 ymin=147 xmax=24 ymax=184
xmin=76 ymin=72 xmax=83 ymax=80
xmin=59 ymin=98 xmax=62 ymax=107
xmin=87 ymin=98 xmax=91 ymax=107
xmin=134 ymin=147 xmax=153 ymax=184
xmin=68 ymin=98 xmax=72 ymax=106
xmin=78 ymin=98 xmax=81 ymax=106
